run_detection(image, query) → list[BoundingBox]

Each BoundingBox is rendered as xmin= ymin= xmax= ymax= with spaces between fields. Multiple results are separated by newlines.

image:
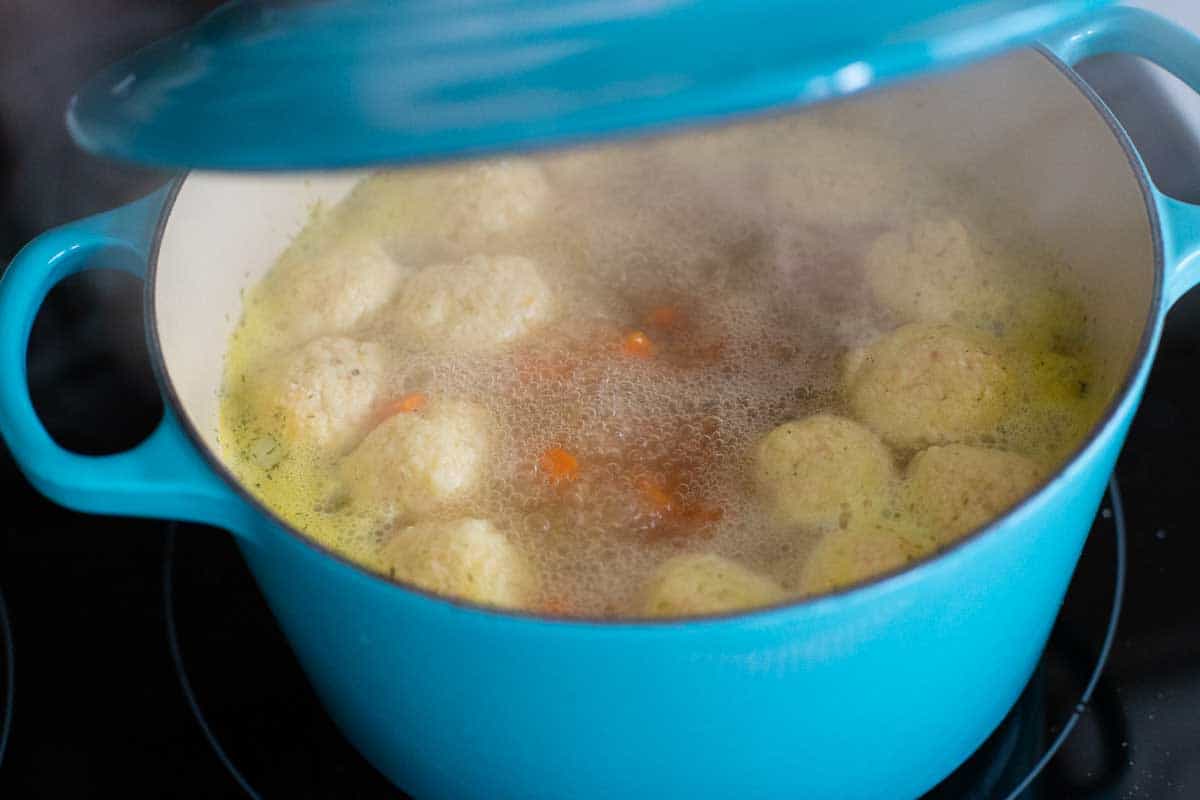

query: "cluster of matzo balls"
xmin=229 ymin=117 xmax=1090 ymax=618
xmin=648 ymin=211 xmax=1083 ymax=615
xmin=238 ymin=159 xmax=555 ymax=609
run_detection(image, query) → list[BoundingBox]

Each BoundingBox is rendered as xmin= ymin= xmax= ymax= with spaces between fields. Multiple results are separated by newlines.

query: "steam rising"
xmin=219 ymin=105 xmax=1107 ymax=617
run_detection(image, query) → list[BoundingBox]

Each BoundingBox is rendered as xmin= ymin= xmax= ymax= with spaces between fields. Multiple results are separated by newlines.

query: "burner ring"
xmin=996 ymin=477 xmax=1127 ymax=800
xmin=162 ymin=532 xmax=262 ymax=800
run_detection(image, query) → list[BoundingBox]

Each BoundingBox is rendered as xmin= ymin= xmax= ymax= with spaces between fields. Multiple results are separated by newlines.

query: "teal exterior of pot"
xmin=235 ymin=430 xmax=1131 ymax=800
xmin=2 ymin=7 xmax=1200 ymax=800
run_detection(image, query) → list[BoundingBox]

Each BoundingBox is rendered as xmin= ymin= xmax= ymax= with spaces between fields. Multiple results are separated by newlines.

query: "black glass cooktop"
xmin=2 ymin=5 xmax=1200 ymax=798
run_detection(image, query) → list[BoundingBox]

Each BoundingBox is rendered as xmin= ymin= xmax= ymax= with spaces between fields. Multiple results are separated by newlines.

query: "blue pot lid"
xmin=68 ymin=0 xmax=1112 ymax=170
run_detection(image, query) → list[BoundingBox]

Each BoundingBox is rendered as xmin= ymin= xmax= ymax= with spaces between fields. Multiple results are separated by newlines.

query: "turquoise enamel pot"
xmin=2 ymin=9 xmax=1200 ymax=800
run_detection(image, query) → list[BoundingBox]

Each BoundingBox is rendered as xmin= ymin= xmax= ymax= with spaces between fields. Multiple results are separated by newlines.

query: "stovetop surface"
xmin=2 ymin=4 xmax=1200 ymax=797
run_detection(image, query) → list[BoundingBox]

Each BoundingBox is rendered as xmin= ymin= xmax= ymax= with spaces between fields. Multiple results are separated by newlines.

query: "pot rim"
xmin=142 ymin=45 xmax=1164 ymax=628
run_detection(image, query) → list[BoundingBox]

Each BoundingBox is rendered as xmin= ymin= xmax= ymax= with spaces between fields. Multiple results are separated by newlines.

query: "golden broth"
xmin=219 ymin=114 xmax=1109 ymax=618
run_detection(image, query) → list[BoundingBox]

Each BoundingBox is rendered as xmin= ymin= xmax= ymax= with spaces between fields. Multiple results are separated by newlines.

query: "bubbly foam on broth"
xmin=219 ymin=111 xmax=1110 ymax=618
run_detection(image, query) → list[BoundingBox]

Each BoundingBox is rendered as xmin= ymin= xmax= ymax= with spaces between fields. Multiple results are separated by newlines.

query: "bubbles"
xmin=346 ymin=239 xmax=860 ymax=612
xmin=219 ymin=113 xmax=1107 ymax=619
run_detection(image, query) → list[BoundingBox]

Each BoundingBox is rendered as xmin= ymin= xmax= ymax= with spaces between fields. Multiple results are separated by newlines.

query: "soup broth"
xmin=219 ymin=111 xmax=1109 ymax=618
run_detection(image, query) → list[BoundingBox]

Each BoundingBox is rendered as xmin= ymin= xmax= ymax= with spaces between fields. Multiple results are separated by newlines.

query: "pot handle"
xmin=0 ymin=188 xmax=255 ymax=535
xmin=1042 ymin=7 xmax=1200 ymax=307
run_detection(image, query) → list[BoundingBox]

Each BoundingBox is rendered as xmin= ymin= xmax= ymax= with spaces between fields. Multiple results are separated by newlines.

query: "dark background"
xmin=0 ymin=2 xmax=252 ymax=797
xmin=2 ymin=2 xmax=1200 ymax=798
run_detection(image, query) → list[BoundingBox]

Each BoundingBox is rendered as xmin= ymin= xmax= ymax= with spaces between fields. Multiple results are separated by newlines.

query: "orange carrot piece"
xmin=645 ymin=305 xmax=682 ymax=329
xmin=381 ymin=392 xmax=428 ymax=418
xmin=636 ymin=471 xmax=723 ymax=537
xmin=621 ymin=330 xmax=654 ymax=358
xmin=539 ymin=447 xmax=579 ymax=485
xmin=635 ymin=476 xmax=674 ymax=512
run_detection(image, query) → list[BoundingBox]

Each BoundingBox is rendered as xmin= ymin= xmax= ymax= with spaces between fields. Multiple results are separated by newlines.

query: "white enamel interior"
xmin=155 ymin=171 xmax=363 ymax=453
xmin=152 ymin=48 xmax=1157 ymax=475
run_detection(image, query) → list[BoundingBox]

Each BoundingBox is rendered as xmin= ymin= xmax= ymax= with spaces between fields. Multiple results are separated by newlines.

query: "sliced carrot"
xmin=621 ymin=330 xmax=654 ymax=358
xmin=645 ymin=305 xmax=682 ymax=329
xmin=539 ymin=447 xmax=579 ymax=485
xmin=636 ymin=471 xmax=723 ymax=540
xmin=635 ymin=476 xmax=675 ymax=512
xmin=381 ymin=392 xmax=428 ymax=418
